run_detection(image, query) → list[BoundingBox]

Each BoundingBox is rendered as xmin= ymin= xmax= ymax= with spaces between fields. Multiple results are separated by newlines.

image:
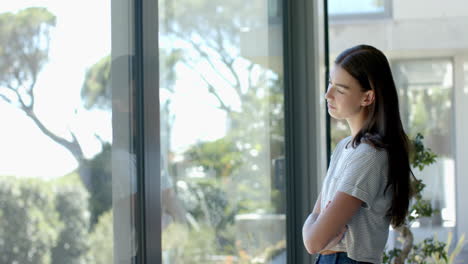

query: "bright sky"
xmin=0 ymin=1 xmax=227 ymax=179
xmin=0 ymin=1 xmax=112 ymax=178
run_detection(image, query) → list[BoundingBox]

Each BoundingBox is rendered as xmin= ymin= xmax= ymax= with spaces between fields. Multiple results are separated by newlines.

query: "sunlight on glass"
xmin=159 ymin=0 xmax=287 ymax=262
xmin=0 ymin=1 xmax=114 ymax=263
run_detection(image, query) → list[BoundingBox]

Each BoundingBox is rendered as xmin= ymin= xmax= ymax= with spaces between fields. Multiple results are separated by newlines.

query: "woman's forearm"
xmin=303 ymin=194 xmax=323 ymax=253
xmin=302 ymin=212 xmax=320 ymax=253
xmin=303 ymin=199 xmax=348 ymax=254
xmin=303 ymin=213 xmax=347 ymax=254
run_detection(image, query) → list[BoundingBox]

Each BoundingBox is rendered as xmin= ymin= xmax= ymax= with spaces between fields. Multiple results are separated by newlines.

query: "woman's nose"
xmin=324 ymin=86 xmax=332 ymax=100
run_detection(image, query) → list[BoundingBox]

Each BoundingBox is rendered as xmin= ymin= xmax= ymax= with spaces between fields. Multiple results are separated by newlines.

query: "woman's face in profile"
xmin=325 ymin=65 xmax=367 ymax=121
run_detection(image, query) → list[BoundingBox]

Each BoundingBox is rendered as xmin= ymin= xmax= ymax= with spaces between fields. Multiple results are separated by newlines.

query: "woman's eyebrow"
xmin=335 ymin=83 xmax=350 ymax=89
xmin=329 ymin=78 xmax=350 ymax=89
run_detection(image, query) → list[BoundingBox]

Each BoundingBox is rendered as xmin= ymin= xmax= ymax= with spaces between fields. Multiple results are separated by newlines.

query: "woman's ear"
xmin=361 ymin=90 xmax=375 ymax=106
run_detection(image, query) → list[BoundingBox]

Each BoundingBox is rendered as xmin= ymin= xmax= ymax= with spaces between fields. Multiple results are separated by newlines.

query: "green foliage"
xmin=79 ymin=3 xmax=287 ymax=261
xmin=177 ymin=70 xmax=285 ymax=258
xmin=372 ymin=0 xmax=384 ymax=8
xmin=162 ymin=223 xmax=217 ymax=263
xmin=383 ymin=234 xmax=466 ymax=264
xmin=254 ymin=239 xmax=286 ymax=263
xmin=0 ymin=8 xmax=113 ymax=262
xmin=386 ymin=233 xmax=466 ymax=264
xmin=0 ymin=176 xmax=92 ymax=264
xmin=52 ymin=171 xmax=83 ymax=186
xmin=177 ymin=178 xmax=238 ymax=253
xmin=80 ymin=48 xmax=182 ymax=111
xmin=235 ymin=179 xmax=275 ymax=214
xmin=410 ymin=133 xmax=438 ymax=172
xmin=0 ymin=7 xmax=56 ymax=93
xmin=383 ymin=248 xmax=402 ymax=264
xmin=407 ymin=133 xmax=440 ymax=223
xmin=0 ymin=177 xmax=60 ymax=264
xmin=81 ymin=56 xmax=111 ymax=110
xmin=408 ymin=198 xmax=438 ymax=223
xmin=383 ymin=134 xmax=464 ymax=264
xmin=51 ymin=185 xmax=91 ymax=264
xmin=88 ymin=210 xmax=113 ymax=264
xmin=408 ymin=238 xmax=448 ymax=263
xmin=184 ymin=137 xmax=243 ymax=178
xmin=85 ymin=143 xmax=112 ymax=227
xmin=402 ymin=77 xmax=453 ymax=158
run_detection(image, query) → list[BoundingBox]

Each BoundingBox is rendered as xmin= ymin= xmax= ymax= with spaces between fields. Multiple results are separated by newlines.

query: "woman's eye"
xmin=327 ymin=82 xmax=344 ymax=94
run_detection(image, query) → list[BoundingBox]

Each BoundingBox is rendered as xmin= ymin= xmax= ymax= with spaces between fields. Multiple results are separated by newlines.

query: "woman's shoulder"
xmin=329 ymin=137 xmax=352 ymax=163
xmin=334 ymin=136 xmax=388 ymax=160
xmin=347 ymin=140 xmax=388 ymax=163
xmin=336 ymin=136 xmax=353 ymax=150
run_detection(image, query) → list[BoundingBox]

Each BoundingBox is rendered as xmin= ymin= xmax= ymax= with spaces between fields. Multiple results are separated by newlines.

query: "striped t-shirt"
xmin=320 ymin=136 xmax=392 ymax=263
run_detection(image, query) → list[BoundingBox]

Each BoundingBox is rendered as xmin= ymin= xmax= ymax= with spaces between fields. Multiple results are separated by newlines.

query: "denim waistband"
xmin=315 ymin=252 xmax=373 ymax=264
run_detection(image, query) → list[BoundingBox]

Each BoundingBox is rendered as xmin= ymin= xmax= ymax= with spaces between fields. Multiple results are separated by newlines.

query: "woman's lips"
xmin=327 ymin=104 xmax=335 ymax=109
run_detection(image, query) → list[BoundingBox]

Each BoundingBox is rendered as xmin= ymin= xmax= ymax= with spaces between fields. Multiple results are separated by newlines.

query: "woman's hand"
xmin=319 ymin=225 xmax=348 ymax=252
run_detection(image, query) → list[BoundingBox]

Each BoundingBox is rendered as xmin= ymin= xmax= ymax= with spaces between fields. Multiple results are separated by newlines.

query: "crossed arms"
xmin=302 ymin=191 xmax=363 ymax=254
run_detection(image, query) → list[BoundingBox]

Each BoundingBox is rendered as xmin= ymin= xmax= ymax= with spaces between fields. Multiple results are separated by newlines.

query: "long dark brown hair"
xmin=335 ymin=44 xmax=411 ymax=228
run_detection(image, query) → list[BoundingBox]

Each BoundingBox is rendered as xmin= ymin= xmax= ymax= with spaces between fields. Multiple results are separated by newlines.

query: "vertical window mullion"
xmin=284 ymin=0 xmax=323 ymax=263
xmin=135 ymin=0 xmax=161 ymax=262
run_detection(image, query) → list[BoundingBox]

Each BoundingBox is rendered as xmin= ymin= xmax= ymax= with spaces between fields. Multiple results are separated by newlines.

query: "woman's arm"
xmin=307 ymin=192 xmax=322 ymax=225
xmin=302 ymin=193 xmax=322 ymax=252
xmin=312 ymin=192 xmax=322 ymax=214
xmin=302 ymin=191 xmax=363 ymax=254
xmin=303 ymin=197 xmax=345 ymax=254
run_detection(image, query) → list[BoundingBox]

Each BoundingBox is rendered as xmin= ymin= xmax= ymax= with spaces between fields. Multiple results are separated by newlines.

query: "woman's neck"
xmin=346 ymin=110 xmax=368 ymax=137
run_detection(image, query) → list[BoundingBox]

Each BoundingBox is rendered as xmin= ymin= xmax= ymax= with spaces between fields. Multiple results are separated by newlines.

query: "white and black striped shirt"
xmin=320 ymin=136 xmax=392 ymax=264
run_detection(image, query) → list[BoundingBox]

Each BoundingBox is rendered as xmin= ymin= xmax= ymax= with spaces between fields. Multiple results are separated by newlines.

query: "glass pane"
xmin=328 ymin=0 xmax=385 ymax=15
xmin=465 ymin=62 xmax=468 ymax=96
xmin=0 ymin=1 xmax=136 ymax=263
xmin=112 ymin=0 xmax=139 ymax=262
xmin=159 ymin=0 xmax=286 ymax=262
xmin=393 ymin=60 xmax=455 ymax=227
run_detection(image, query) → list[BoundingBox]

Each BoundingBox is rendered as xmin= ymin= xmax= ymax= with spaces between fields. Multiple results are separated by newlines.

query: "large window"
xmin=158 ymin=0 xmax=287 ymax=262
xmin=0 ymin=1 xmax=138 ymax=263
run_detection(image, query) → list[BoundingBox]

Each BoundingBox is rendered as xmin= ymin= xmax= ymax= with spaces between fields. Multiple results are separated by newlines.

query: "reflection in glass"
xmin=111 ymin=0 xmax=138 ymax=263
xmin=159 ymin=0 xmax=286 ymax=262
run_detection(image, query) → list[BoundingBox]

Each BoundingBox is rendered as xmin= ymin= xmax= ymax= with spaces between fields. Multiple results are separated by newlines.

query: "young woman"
xmin=302 ymin=45 xmax=412 ymax=264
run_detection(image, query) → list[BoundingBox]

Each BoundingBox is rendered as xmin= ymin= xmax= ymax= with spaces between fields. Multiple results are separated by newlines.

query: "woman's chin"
xmin=328 ymin=109 xmax=340 ymax=119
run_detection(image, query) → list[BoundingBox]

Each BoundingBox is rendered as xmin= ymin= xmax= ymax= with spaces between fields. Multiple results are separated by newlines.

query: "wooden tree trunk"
xmin=394 ymin=225 xmax=414 ymax=264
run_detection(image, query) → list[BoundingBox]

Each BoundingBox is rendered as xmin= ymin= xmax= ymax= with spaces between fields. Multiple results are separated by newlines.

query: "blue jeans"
xmin=315 ymin=252 xmax=373 ymax=264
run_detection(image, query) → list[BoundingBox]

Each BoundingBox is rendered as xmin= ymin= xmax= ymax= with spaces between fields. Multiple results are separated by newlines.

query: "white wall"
xmin=329 ymin=17 xmax=468 ymax=55
xmin=393 ymin=0 xmax=468 ymax=20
